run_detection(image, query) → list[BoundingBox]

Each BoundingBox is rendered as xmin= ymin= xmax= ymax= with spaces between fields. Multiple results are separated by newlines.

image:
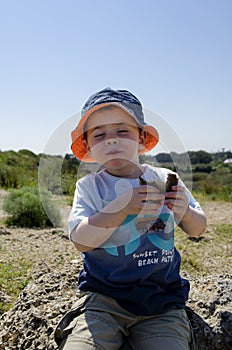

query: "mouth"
xmin=105 ymin=150 xmax=123 ymax=156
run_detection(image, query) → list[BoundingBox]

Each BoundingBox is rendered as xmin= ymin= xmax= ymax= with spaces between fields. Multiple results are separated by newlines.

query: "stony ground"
xmin=0 ymin=189 xmax=232 ymax=349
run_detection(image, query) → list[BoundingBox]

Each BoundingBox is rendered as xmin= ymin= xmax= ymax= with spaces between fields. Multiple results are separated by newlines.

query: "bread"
xmin=165 ymin=173 xmax=178 ymax=192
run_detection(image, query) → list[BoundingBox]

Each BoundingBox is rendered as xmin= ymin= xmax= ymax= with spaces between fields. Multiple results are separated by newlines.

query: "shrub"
xmin=0 ymin=164 xmax=19 ymax=188
xmin=3 ymin=186 xmax=61 ymax=228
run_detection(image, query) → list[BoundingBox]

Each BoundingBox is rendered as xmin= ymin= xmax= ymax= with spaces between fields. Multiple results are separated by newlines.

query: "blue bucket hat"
xmin=71 ymin=87 xmax=159 ymax=162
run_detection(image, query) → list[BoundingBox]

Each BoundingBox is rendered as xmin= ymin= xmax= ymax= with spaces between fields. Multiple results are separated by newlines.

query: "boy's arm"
xmin=71 ymin=185 xmax=165 ymax=252
xmin=71 ymin=198 xmax=127 ymax=252
xmin=178 ymin=205 xmax=207 ymax=237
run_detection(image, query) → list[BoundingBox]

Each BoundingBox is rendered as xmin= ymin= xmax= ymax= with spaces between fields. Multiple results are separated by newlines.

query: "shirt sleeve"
xmin=186 ymin=188 xmax=202 ymax=211
xmin=68 ymin=174 xmax=103 ymax=240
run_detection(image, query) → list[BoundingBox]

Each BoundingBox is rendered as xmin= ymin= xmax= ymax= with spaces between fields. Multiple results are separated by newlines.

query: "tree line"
xmin=0 ymin=149 xmax=231 ymax=201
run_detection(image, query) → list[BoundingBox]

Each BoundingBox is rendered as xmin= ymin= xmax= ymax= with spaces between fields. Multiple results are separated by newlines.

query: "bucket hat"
xmin=71 ymin=87 xmax=159 ymax=162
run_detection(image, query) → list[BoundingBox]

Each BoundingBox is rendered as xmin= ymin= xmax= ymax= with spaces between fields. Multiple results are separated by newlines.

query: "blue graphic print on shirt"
xmin=101 ymin=211 xmax=174 ymax=256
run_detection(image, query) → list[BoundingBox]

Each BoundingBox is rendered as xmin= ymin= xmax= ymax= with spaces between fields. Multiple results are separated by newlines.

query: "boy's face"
xmin=82 ymin=106 xmax=146 ymax=176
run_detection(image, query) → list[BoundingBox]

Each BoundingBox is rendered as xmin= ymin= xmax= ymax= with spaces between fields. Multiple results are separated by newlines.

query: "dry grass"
xmin=176 ymin=223 xmax=232 ymax=277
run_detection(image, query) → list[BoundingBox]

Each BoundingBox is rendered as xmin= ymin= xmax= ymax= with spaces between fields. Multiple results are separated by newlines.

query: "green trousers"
xmin=55 ymin=292 xmax=192 ymax=350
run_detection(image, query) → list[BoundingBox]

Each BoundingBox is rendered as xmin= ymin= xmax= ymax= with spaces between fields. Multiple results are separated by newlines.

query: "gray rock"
xmin=0 ymin=226 xmax=11 ymax=235
xmin=186 ymin=274 xmax=232 ymax=350
xmin=0 ymin=271 xmax=231 ymax=350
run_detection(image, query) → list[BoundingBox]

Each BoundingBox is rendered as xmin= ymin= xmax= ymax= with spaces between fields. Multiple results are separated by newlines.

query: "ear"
xmin=82 ymin=139 xmax=91 ymax=153
xmin=138 ymin=129 xmax=146 ymax=149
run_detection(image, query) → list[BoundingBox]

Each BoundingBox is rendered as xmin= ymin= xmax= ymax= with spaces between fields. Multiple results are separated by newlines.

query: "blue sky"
xmin=0 ymin=0 xmax=231 ymax=155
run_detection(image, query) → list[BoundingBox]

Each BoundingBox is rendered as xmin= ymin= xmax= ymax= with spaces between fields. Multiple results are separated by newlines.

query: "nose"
xmin=105 ymin=138 xmax=119 ymax=145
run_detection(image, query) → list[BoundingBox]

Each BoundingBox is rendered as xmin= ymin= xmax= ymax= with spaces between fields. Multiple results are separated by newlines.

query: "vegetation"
xmin=144 ymin=150 xmax=232 ymax=202
xmin=176 ymin=223 xmax=232 ymax=277
xmin=0 ymin=149 xmax=231 ymax=199
xmin=3 ymin=186 xmax=61 ymax=228
xmin=0 ymin=259 xmax=32 ymax=314
xmin=0 ymin=148 xmax=231 ymax=228
xmin=0 ymin=149 xmax=38 ymax=188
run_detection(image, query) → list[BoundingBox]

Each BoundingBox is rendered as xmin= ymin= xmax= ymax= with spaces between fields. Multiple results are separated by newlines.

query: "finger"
xmin=167 ymin=202 xmax=174 ymax=211
xmin=139 ymin=198 xmax=164 ymax=208
xmin=165 ymin=192 xmax=177 ymax=199
xmin=137 ymin=189 xmax=165 ymax=200
xmin=142 ymin=193 xmax=165 ymax=201
xmin=165 ymin=189 xmax=186 ymax=201
xmin=141 ymin=199 xmax=165 ymax=209
xmin=140 ymin=203 xmax=164 ymax=216
xmin=139 ymin=195 xmax=165 ymax=207
xmin=138 ymin=185 xmax=161 ymax=193
xmin=166 ymin=185 xmax=185 ymax=194
xmin=165 ymin=197 xmax=184 ymax=207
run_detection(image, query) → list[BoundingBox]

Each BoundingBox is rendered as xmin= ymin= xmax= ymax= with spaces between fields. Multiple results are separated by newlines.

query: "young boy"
xmin=57 ymin=87 xmax=207 ymax=350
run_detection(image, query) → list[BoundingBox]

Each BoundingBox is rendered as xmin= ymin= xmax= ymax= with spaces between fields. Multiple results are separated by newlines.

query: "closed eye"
xmin=94 ymin=132 xmax=105 ymax=139
xmin=117 ymin=130 xmax=129 ymax=134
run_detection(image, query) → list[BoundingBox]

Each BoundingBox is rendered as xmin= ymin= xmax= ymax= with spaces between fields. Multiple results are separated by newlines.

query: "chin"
xmin=104 ymin=158 xmax=128 ymax=168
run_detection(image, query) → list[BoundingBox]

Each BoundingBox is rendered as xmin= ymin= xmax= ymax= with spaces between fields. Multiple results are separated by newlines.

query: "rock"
xmin=0 ymin=272 xmax=231 ymax=349
xmin=0 ymin=264 xmax=78 ymax=350
xmin=0 ymin=291 xmax=12 ymax=304
xmin=186 ymin=274 xmax=232 ymax=350
xmin=0 ymin=226 xmax=11 ymax=235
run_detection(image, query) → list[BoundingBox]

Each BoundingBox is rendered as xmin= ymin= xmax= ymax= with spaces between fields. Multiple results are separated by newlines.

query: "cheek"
xmin=87 ymin=136 xmax=102 ymax=148
xmin=123 ymin=138 xmax=140 ymax=150
xmin=88 ymin=142 xmax=104 ymax=155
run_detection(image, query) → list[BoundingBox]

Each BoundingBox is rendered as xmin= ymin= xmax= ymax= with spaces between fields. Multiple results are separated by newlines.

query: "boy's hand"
xmin=164 ymin=185 xmax=189 ymax=220
xmin=118 ymin=185 xmax=165 ymax=217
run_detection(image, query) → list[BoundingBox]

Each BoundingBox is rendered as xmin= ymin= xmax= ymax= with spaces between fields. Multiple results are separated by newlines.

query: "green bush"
xmin=3 ymin=186 xmax=61 ymax=228
xmin=0 ymin=164 xmax=19 ymax=188
xmin=0 ymin=150 xmax=38 ymax=189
